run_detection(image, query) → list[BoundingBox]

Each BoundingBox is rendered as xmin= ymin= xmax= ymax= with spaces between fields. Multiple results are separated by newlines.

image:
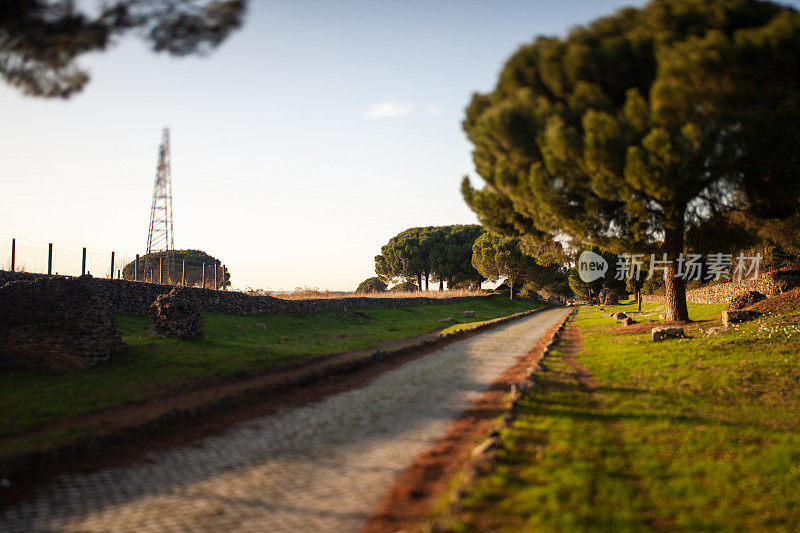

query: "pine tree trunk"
xmin=509 ymin=279 xmax=514 ymax=301
xmin=425 ymin=272 xmax=429 ymax=291
xmin=664 ymin=225 xmax=690 ymax=322
xmin=416 ymin=272 xmax=422 ymax=291
xmin=637 ymin=290 xmax=642 ymax=312
xmin=439 ymin=279 xmax=443 ymax=291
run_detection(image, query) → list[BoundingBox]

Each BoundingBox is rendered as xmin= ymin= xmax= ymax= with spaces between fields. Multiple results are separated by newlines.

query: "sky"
xmin=0 ymin=0 xmax=711 ymax=290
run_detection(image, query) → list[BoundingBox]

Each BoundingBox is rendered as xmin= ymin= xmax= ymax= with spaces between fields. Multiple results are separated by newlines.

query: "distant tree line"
xmin=122 ymin=249 xmax=229 ymax=288
xmin=355 ymin=277 xmax=386 ymax=293
xmin=374 ymin=225 xmax=486 ymax=291
xmin=360 ymin=224 xmax=572 ymax=300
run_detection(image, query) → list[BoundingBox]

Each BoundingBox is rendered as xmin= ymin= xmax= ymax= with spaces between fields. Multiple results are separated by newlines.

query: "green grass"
xmin=0 ymin=296 xmax=537 ymax=455
xmin=439 ymin=306 xmax=537 ymax=335
xmin=446 ymin=299 xmax=800 ymax=532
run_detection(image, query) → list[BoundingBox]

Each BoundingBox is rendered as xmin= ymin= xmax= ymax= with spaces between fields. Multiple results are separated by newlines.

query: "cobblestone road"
xmin=1 ymin=308 xmax=568 ymax=533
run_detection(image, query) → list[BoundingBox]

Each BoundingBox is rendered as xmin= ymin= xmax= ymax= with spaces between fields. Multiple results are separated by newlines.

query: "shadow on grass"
xmin=517 ymin=396 xmax=794 ymax=435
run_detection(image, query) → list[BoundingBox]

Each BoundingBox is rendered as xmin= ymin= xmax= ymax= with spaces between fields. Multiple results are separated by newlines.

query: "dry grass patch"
xmin=242 ymin=287 xmax=487 ymax=300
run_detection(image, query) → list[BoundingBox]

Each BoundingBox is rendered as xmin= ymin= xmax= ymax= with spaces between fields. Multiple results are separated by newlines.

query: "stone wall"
xmin=0 ymin=276 xmax=124 ymax=370
xmin=0 ymin=270 xmax=489 ymax=315
xmin=640 ymin=270 xmax=800 ymax=304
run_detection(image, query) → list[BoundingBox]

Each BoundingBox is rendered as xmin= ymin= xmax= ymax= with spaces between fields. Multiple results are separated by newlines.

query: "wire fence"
xmin=0 ymin=237 xmax=229 ymax=290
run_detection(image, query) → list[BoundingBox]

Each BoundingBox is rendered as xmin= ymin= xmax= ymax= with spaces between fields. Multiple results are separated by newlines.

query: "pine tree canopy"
xmin=471 ymin=232 xmax=539 ymax=300
xmin=375 ymin=225 xmax=485 ymax=290
xmin=461 ymin=0 xmax=800 ymax=320
xmin=0 ymin=0 xmax=246 ymax=98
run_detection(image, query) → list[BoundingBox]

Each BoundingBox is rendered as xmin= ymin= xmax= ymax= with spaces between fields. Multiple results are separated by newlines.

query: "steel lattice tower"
xmin=146 ymin=128 xmax=175 ymax=254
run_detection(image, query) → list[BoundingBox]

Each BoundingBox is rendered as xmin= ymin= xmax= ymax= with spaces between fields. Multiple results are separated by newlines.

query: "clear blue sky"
xmin=0 ymin=0 xmax=697 ymax=290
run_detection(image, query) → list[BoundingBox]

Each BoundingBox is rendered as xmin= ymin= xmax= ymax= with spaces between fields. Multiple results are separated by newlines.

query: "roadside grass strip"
xmin=0 ymin=296 xmax=538 ymax=455
xmin=445 ymin=300 xmax=800 ymax=532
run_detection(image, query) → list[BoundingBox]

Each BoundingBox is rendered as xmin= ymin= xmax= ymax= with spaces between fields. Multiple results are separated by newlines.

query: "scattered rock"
xmin=509 ymin=383 xmax=524 ymax=403
xmin=706 ymin=326 xmax=730 ymax=335
xmin=622 ymin=317 xmax=637 ymax=326
xmin=437 ymin=317 xmax=454 ymax=323
xmin=0 ymin=275 xmax=124 ymax=370
xmin=764 ymin=269 xmax=800 ymax=293
xmin=471 ymin=437 xmax=502 ymax=460
xmin=610 ymin=312 xmax=628 ymax=320
xmin=342 ymin=310 xmax=373 ymax=321
xmin=652 ymin=326 xmax=685 ymax=341
xmin=254 ymin=322 xmax=267 ymax=330
xmin=149 ymin=287 xmax=204 ymax=339
xmin=728 ymin=291 xmax=766 ymax=310
xmin=721 ymin=309 xmax=759 ymax=327
xmin=463 ymin=310 xmax=475 ymax=317
xmin=598 ymin=287 xmax=619 ymax=306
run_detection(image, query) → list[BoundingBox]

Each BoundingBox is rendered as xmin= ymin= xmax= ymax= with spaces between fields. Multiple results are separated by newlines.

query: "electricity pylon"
xmin=146 ymin=128 xmax=174 ymax=254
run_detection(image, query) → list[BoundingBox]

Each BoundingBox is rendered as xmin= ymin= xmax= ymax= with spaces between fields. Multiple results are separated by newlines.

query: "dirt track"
xmin=0 ymin=308 xmax=568 ymax=533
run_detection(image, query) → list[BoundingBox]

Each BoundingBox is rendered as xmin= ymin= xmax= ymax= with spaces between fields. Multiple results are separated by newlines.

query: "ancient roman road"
xmin=1 ymin=308 xmax=569 ymax=533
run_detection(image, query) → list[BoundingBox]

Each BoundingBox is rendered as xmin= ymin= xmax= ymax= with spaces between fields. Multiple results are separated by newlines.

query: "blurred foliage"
xmin=0 ymin=0 xmax=246 ymax=97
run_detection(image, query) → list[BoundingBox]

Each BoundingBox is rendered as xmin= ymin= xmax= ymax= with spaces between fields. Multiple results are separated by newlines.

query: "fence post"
xmin=48 ymin=243 xmax=53 ymax=275
xmin=181 ymin=260 xmax=185 ymax=286
xmin=81 ymin=247 xmax=87 ymax=276
xmin=135 ymin=254 xmax=139 ymax=282
xmin=202 ymin=263 xmax=206 ymax=289
xmin=159 ymin=257 xmax=163 ymax=284
xmin=214 ymin=263 xmax=218 ymax=290
xmin=109 ymin=251 xmax=115 ymax=279
xmin=10 ymin=238 xmax=15 ymax=272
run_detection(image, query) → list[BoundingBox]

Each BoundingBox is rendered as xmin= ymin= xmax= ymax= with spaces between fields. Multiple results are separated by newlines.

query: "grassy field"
xmin=439 ymin=307 xmax=538 ymax=335
xmin=445 ymin=298 xmax=800 ymax=532
xmin=0 ymin=296 xmax=538 ymax=455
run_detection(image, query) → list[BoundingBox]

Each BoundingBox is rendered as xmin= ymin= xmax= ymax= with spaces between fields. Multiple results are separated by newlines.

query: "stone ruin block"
xmin=149 ymin=287 xmax=204 ymax=339
xmin=0 ymin=276 xmax=124 ymax=371
xmin=652 ymin=326 xmax=685 ymax=341
xmin=764 ymin=269 xmax=800 ymax=294
xmin=728 ymin=291 xmax=765 ymax=310
xmin=721 ymin=310 xmax=759 ymax=327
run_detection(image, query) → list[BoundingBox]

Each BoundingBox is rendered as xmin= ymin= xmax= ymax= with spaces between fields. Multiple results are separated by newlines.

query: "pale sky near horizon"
xmin=5 ymin=0 xmax=793 ymax=290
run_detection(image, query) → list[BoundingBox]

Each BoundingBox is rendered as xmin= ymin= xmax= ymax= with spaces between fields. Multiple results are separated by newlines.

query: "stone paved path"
xmin=1 ymin=308 xmax=568 ymax=533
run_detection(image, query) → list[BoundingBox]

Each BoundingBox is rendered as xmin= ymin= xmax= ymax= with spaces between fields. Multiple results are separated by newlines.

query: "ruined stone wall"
xmin=640 ymin=270 xmax=800 ymax=304
xmin=0 ymin=270 xmax=488 ymax=315
xmin=0 ymin=276 xmax=124 ymax=370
